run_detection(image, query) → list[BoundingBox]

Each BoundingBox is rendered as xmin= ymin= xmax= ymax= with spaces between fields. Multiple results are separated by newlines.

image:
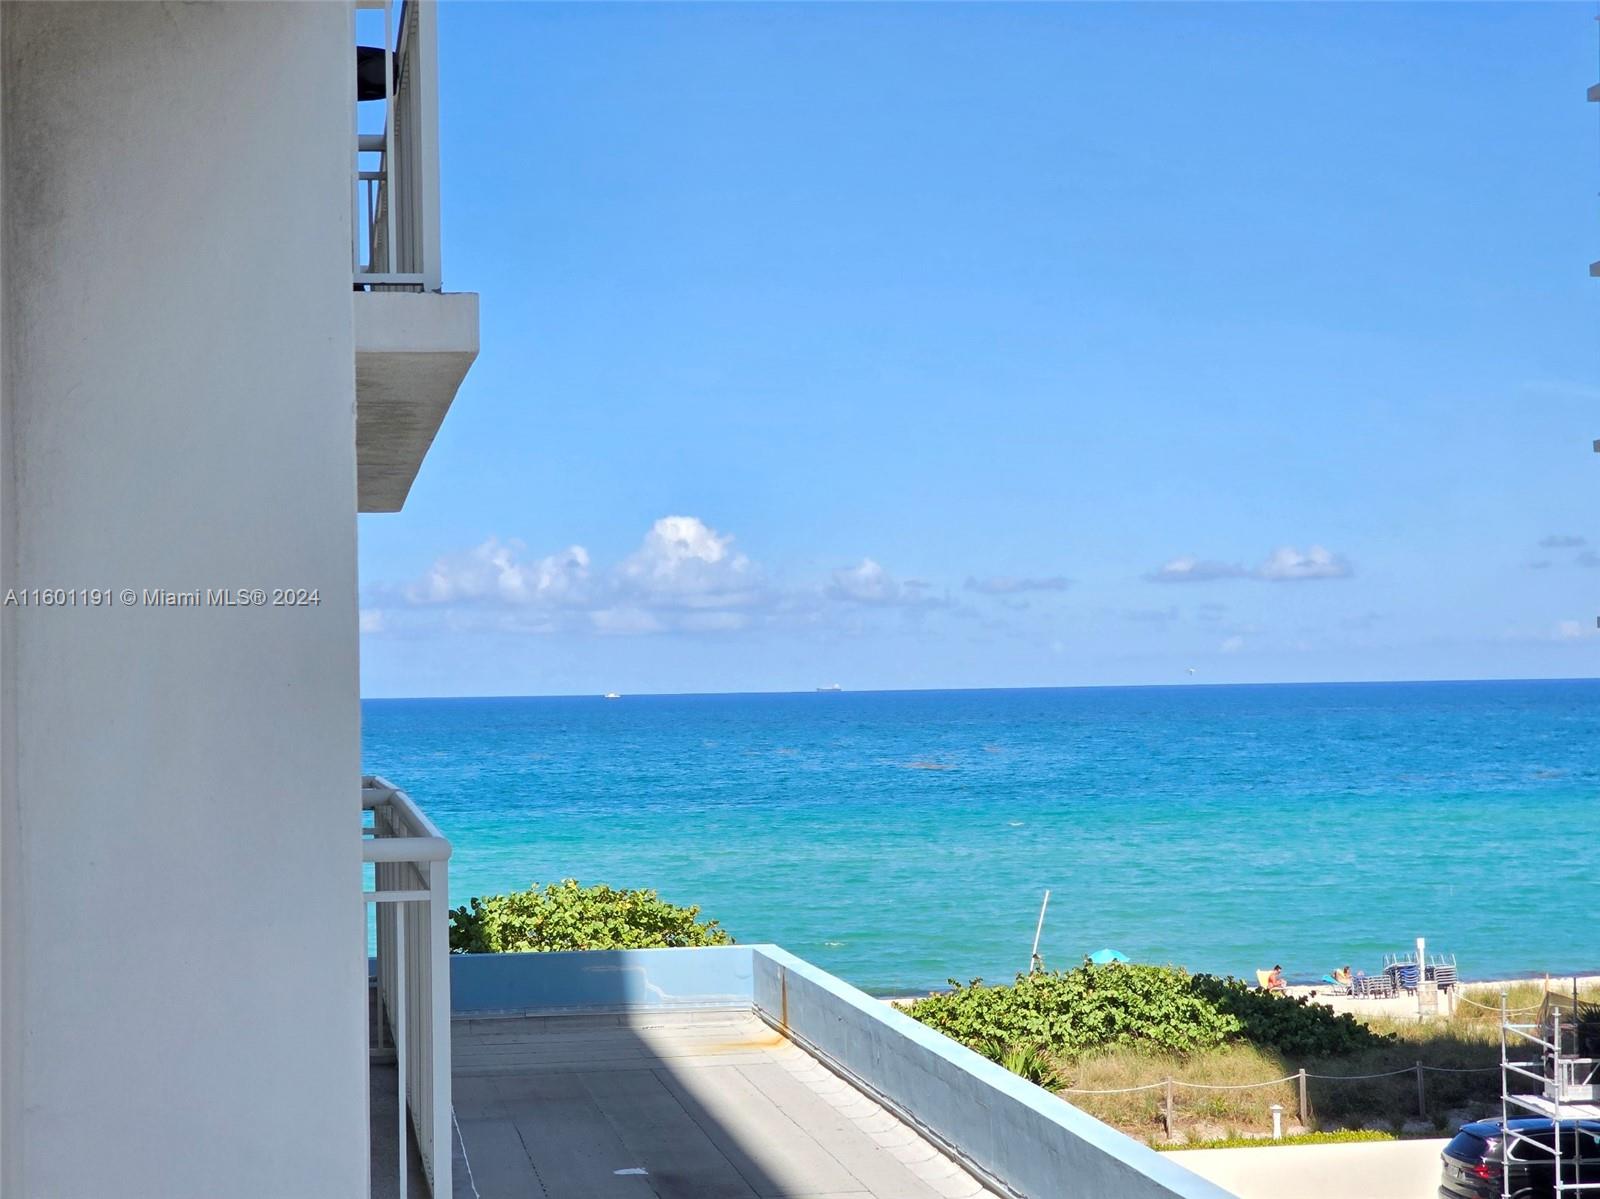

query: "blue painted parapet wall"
xmin=750 ymin=946 xmax=1236 ymax=1199
xmin=451 ymin=944 xmax=755 ymax=1014
xmin=449 ymin=946 xmax=1237 ymax=1199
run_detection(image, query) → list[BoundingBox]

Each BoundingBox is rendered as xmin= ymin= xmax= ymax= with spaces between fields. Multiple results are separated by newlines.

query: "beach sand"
xmin=883 ymin=973 xmax=1600 ymax=1020
xmin=1287 ymin=973 xmax=1600 ymax=1020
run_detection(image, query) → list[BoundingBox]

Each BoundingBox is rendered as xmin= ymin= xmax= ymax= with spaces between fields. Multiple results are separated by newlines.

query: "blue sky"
xmin=358 ymin=1 xmax=1600 ymax=697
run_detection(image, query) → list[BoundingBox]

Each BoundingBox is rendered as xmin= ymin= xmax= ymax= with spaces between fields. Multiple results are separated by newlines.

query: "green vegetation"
xmin=1061 ymin=1019 xmax=1499 ymax=1138
xmin=982 ymin=1041 xmax=1068 ymax=1091
xmin=1452 ymin=981 xmax=1600 ymax=1029
xmin=448 ymin=879 xmax=733 ymax=954
xmin=1156 ymin=1129 xmax=1398 ymax=1151
xmin=907 ymin=963 xmax=1389 ymax=1060
xmin=903 ymin=962 xmax=1573 ymax=1140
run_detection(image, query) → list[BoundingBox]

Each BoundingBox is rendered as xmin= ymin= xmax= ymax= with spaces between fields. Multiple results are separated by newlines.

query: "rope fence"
xmin=1062 ymin=1061 xmax=1502 ymax=1135
xmin=1172 ymin=1074 xmax=1302 ymax=1091
xmin=1029 ymin=980 xmax=1593 ymax=1137
xmin=1455 ymin=992 xmax=1543 ymax=1014
xmin=1061 ymin=1062 xmax=1497 ymax=1095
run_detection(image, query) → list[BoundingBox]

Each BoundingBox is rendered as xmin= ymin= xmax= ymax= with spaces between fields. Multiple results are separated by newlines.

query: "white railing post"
xmin=353 ymin=0 xmax=440 ymax=292
xmin=427 ymin=856 xmax=451 ymax=1192
xmin=363 ymin=776 xmax=452 ymax=1199
xmin=411 ymin=0 xmax=443 ymax=291
xmin=382 ymin=0 xmax=397 ymax=278
xmin=394 ymin=901 xmax=407 ymax=1199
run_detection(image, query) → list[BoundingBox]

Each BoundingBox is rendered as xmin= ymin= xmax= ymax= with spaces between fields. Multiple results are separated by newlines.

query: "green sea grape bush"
xmin=910 ymin=964 xmax=1240 ymax=1057
xmin=448 ymin=879 xmax=733 ymax=954
xmin=907 ymin=963 xmax=1392 ymax=1061
xmin=1189 ymin=974 xmax=1390 ymax=1058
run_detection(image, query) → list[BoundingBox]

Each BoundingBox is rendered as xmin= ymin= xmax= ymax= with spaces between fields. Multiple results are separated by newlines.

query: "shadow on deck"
xmin=449 ymin=1009 xmax=991 ymax=1199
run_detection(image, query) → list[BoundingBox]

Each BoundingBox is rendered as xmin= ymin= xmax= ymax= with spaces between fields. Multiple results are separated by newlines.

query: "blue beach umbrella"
xmin=1088 ymin=948 xmax=1129 ymax=965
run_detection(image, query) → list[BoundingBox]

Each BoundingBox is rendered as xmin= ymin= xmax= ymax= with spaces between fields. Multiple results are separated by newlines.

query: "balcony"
xmin=364 ymin=777 xmax=1234 ymax=1199
xmin=364 ymin=777 xmax=453 ymax=1199
xmin=353 ymin=0 xmax=478 ymax=513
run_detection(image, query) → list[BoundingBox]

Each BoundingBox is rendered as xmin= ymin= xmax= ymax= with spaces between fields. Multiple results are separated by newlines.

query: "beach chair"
xmin=1352 ymin=972 xmax=1390 ymax=999
xmin=1428 ymin=954 xmax=1458 ymax=992
xmin=1256 ymin=969 xmax=1274 ymax=990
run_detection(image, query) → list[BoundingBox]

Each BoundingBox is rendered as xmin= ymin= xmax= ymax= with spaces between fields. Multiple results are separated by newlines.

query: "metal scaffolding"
xmin=1499 ymin=987 xmax=1600 ymax=1197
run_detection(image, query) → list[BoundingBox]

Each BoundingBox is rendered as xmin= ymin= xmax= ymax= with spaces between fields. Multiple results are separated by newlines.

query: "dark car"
xmin=1440 ymin=1118 xmax=1600 ymax=1198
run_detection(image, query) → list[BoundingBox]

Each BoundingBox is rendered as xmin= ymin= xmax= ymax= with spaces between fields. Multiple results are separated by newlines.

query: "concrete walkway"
xmin=1165 ymin=1138 xmax=1448 ymax=1199
xmin=451 ymin=1010 xmax=995 ymax=1199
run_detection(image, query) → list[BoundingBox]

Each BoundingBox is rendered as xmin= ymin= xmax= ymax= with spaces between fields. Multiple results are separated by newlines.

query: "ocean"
xmin=362 ymin=679 xmax=1600 ymax=996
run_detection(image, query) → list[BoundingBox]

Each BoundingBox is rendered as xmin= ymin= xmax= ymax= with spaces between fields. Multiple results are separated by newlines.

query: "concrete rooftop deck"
xmin=395 ymin=946 xmax=1236 ymax=1199
xmin=449 ymin=1010 xmax=992 ymax=1199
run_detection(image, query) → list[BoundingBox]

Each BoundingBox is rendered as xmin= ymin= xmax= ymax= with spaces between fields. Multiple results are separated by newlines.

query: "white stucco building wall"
xmin=2 ymin=4 xmax=369 ymax=1195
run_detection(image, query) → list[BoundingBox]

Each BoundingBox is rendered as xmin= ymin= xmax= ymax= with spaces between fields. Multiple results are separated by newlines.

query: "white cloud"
xmin=1553 ymin=619 xmax=1597 ymax=642
xmin=613 ymin=516 xmax=761 ymax=610
xmin=386 ymin=517 xmax=966 ymax=639
xmin=1146 ymin=556 xmax=1250 ymax=584
xmin=397 ymin=517 xmax=767 ymax=637
xmin=1257 ymin=545 xmax=1352 ymax=582
xmin=359 ymin=608 xmax=385 ymax=635
xmin=1147 ymin=546 xmax=1352 ymax=583
xmin=407 ymin=537 xmax=591 ymax=606
xmin=965 ymin=575 xmax=1072 ymax=595
xmin=675 ymin=610 xmax=752 ymax=633
xmin=828 ymin=558 xmax=903 ymax=605
xmin=379 ymin=518 xmax=1017 ymax=639
xmin=590 ymin=606 xmax=663 ymax=636
xmin=1219 ymin=635 xmax=1245 ymax=653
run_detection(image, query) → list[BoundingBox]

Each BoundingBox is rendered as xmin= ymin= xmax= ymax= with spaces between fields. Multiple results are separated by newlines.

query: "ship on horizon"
xmin=815 ymin=683 xmax=843 ymax=692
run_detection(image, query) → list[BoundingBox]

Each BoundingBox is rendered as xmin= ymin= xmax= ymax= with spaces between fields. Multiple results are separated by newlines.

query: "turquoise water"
xmin=362 ymin=680 xmax=1600 ymax=995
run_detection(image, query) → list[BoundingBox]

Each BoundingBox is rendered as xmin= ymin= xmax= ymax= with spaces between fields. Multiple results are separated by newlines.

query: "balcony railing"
xmin=354 ymin=0 xmax=442 ymax=292
xmin=363 ymin=775 xmax=452 ymax=1198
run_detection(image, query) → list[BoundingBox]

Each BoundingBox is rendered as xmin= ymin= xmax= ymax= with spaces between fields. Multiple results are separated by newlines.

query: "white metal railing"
xmin=354 ymin=0 xmax=442 ymax=292
xmin=363 ymin=775 xmax=452 ymax=1199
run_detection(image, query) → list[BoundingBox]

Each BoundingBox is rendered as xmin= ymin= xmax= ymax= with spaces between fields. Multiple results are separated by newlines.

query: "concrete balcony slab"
xmin=355 ymin=290 xmax=479 ymax=512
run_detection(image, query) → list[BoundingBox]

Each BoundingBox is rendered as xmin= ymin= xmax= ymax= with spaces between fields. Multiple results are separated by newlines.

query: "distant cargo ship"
xmin=815 ymin=683 xmax=843 ymax=692
xmin=603 ymin=692 xmax=621 ymax=700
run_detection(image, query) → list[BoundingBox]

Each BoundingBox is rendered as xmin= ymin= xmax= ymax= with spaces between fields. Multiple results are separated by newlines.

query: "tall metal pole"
xmin=1029 ymin=890 xmax=1051 ymax=974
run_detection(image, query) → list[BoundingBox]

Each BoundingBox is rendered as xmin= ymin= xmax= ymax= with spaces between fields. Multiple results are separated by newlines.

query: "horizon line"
xmin=360 ymin=673 xmax=1600 ymax=703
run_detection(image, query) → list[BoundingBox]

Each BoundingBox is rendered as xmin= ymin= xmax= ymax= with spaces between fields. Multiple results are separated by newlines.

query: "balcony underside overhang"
xmin=355 ymin=290 xmax=479 ymax=513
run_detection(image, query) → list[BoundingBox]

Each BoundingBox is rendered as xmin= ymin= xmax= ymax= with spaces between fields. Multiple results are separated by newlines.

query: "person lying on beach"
xmin=1333 ymin=965 xmax=1352 ymax=988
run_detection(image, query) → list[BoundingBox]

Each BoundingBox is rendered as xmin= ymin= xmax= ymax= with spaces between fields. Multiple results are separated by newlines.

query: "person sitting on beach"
xmin=1266 ymin=964 xmax=1287 ymax=992
xmin=1333 ymin=965 xmax=1352 ymax=988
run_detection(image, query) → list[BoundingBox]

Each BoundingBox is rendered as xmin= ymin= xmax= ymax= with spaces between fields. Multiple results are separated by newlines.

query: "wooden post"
xmin=1164 ymin=1077 xmax=1174 ymax=1138
xmin=1415 ymin=1062 xmax=1426 ymax=1117
xmin=1297 ymin=1068 xmax=1309 ymax=1126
